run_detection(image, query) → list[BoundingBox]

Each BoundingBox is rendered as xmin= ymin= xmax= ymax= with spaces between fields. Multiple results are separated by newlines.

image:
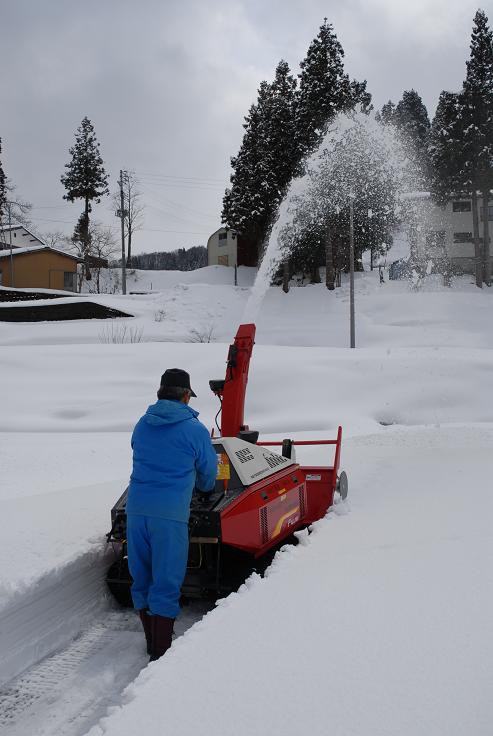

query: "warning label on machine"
xmin=217 ymin=453 xmax=231 ymax=480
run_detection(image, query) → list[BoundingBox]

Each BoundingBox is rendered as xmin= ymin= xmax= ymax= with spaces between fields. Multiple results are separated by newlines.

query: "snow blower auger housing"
xmin=106 ymin=323 xmax=347 ymax=605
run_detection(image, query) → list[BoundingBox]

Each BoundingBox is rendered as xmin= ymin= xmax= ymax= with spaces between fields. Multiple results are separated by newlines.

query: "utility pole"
xmin=349 ymin=194 xmax=355 ymax=348
xmin=119 ymin=170 xmax=127 ymax=295
xmin=8 ymin=203 xmax=14 ymax=288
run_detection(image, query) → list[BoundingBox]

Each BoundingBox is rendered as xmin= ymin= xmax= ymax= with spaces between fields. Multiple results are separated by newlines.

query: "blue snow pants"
xmin=126 ymin=514 xmax=189 ymax=618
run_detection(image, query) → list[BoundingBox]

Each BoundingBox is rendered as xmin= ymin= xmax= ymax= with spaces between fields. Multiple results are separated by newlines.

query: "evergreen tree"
xmin=460 ymin=9 xmax=493 ymax=285
xmin=222 ymin=20 xmax=372 ymax=271
xmin=222 ymin=61 xmax=298 ymax=252
xmin=393 ymin=90 xmax=431 ymax=186
xmin=222 ymin=82 xmax=276 ymax=249
xmin=0 ymin=138 xmax=6 ymax=223
xmin=265 ymin=60 xmax=298 ymax=196
xmin=130 ymin=246 xmax=207 ymax=271
xmin=281 ymin=114 xmax=401 ymax=284
xmin=376 ymin=100 xmax=395 ymax=125
xmin=429 ymin=91 xmax=464 ymax=205
xmin=295 ymin=18 xmax=370 ymax=161
xmin=71 ymin=212 xmax=92 ymax=277
xmin=61 ymin=117 xmax=109 ymax=278
xmin=349 ymin=79 xmax=373 ymax=113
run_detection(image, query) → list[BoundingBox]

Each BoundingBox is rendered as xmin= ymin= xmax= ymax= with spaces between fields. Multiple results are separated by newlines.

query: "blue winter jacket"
xmin=126 ymin=400 xmax=218 ymax=523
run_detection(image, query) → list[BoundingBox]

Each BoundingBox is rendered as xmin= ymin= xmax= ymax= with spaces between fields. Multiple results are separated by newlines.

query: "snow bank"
xmin=87 ymin=426 xmax=493 ymax=736
xmin=121 ymin=264 xmax=256 ymax=290
xmin=1 ymin=269 xmax=491 ymax=350
xmin=0 ymin=549 xmax=109 ymax=687
xmin=2 ymin=342 xmax=493 ymax=439
xmin=1 ymin=267 xmax=493 ymax=734
xmin=1 ymin=336 xmax=492 ymax=623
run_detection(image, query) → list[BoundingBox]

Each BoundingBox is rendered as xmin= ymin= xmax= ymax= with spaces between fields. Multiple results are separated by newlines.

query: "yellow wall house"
xmin=0 ymin=246 xmax=81 ymax=291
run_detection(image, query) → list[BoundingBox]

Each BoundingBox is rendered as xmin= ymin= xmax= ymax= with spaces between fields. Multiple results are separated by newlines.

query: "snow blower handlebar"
xmin=209 ymin=323 xmax=256 ymax=438
xmin=258 ymin=427 xmax=343 ymax=475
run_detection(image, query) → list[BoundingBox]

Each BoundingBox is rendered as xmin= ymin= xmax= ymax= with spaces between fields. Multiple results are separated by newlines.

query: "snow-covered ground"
xmin=0 ymin=265 xmax=492 ymax=735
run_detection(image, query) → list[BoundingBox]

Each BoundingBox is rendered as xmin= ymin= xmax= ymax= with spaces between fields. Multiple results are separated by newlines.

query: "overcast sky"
xmin=0 ymin=0 xmax=489 ymax=255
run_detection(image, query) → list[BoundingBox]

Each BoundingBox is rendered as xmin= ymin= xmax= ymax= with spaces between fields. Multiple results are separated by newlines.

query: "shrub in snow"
xmin=187 ymin=326 xmax=215 ymax=343
xmin=98 ymin=322 xmax=145 ymax=344
xmin=154 ymin=309 xmax=167 ymax=323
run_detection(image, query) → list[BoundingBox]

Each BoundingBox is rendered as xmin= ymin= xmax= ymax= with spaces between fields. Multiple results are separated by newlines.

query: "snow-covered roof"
xmin=0 ymin=225 xmax=46 ymax=245
xmin=209 ymin=226 xmax=227 ymax=236
xmin=0 ymin=246 xmax=81 ymax=261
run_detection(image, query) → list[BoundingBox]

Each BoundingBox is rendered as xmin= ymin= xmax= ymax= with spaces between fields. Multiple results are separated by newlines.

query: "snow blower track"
xmin=0 ymin=549 xmax=211 ymax=736
xmin=0 ymin=551 xmax=109 ymax=689
xmin=0 ymin=611 xmax=144 ymax=736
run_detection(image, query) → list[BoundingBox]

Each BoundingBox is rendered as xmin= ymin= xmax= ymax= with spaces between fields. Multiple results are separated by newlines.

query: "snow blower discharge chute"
xmin=106 ymin=323 xmax=348 ymax=605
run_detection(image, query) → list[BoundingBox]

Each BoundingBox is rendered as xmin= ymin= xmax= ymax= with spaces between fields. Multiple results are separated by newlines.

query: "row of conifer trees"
xmin=223 ymin=11 xmax=493 ymax=287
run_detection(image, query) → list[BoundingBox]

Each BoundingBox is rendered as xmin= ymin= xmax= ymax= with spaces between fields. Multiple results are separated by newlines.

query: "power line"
xmin=137 ymin=171 xmax=225 ymax=184
xmin=139 ymin=182 xmax=224 ymax=192
xmin=137 ymin=174 xmax=224 ymax=191
xmin=140 ymin=227 xmax=209 ymax=234
xmin=146 ymin=203 xmax=211 ymax=229
xmin=140 ymin=182 xmax=218 ymax=220
xmin=32 ymin=217 xmax=76 ymax=224
xmin=30 ymin=205 xmax=76 ymax=210
xmin=141 ymin=187 xmax=218 ymax=228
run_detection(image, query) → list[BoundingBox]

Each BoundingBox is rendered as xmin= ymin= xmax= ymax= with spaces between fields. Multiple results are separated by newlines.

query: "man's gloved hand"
xmin=195 ymin=489 xmax=211 ymax=504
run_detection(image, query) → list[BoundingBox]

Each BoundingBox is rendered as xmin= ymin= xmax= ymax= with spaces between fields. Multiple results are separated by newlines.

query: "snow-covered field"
xmin=0 ymin=265 xmax=492 ymax=735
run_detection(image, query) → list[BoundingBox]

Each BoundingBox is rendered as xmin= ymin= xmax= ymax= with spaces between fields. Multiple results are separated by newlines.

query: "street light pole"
xmin=8 ymin=203 xmax=14 ymax=289
xmin=119 ymin=170 xmax=127 ymax=295
xmin=349 ymin=194 xmax=355 ymax=348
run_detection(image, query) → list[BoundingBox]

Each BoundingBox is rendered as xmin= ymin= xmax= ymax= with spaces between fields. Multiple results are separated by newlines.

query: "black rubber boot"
xmin=149 ymin=615 xmax=175 ymax=661
xmin=138 ymin=609 xmax=152 ymax=655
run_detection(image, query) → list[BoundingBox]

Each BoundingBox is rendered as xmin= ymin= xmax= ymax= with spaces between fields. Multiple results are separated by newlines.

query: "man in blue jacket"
xmin=126 ymin=368 xmax=218 ymax=660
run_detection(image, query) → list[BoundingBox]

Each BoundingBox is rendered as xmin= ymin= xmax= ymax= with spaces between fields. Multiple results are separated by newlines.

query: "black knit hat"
xmin=160 ymin=368 xmax=197 ymax=397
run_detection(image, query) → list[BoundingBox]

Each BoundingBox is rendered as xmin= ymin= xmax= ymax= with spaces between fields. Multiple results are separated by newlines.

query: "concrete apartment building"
xmin=411 ymin=194 xmax=493 ymax=273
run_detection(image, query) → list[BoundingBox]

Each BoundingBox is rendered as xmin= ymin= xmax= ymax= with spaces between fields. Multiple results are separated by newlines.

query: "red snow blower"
xmin=106 ymin=323 xmax=347 ymax=604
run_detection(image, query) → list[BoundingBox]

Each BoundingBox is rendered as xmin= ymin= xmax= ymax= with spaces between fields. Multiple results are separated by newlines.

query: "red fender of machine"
xmin=208 ymin=323 xmax=347 ymax=558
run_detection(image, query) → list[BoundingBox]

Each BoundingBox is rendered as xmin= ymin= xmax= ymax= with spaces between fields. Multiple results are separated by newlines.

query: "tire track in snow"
xmin=0 ymin=550 xmax=110 ymax=689
xmin=0 ymin=611 xmax=144 ymax=736
xmin=0 ymin=594 xmax=210 ymax=736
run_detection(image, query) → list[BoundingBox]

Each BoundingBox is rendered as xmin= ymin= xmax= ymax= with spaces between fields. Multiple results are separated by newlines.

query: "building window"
xmin=63 ymin=272 xmax=75 ymax=291
xmin=480 ymin=206 xmax=493 ymax=221
xmin=452 ymin=201 xmax=471 ymax=212
xmin=453 ymin=232 xmax=473 ymax=243
xmin=426 ymin=231 xmax=446 ymax=247
xmin=218 ymin=232 xmax=228 ymax=241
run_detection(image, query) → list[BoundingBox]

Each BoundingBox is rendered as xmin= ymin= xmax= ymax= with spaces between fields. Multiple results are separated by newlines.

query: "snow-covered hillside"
xmin=0 ymin=267 xmax=492 ymax=735
xmin=2 ymin=266 xmax=493 ymax=349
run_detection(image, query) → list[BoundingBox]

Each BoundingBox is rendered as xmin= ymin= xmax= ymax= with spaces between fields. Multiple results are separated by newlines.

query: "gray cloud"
xmin=0 ymin=0 xmax=487 ymax=254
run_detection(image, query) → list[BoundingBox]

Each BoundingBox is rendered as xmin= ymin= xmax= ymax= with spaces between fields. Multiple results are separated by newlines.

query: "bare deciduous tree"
xmin=66 ymin=221 xmax=119 ymax=293
xmin=111 ymin=170 xmax=144 ymax=267
xmin=42 ymin=230 xmax=67 ymax=248
xmin=0 ymin=179 xmax=32 ymax=232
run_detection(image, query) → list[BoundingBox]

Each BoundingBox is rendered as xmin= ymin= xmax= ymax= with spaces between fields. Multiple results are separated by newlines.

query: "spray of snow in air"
xmin=243 ymin=109 xmax=420 ymax=323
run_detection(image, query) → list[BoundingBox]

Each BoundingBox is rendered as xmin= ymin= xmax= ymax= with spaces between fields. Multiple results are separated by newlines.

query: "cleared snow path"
xmin=0 ymin=611 xmax=144 ymax=736
xmin=0 ymin=551 xmax=111 ymax=688
xmin=0 ymin=593 xmax=210 ymax=736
